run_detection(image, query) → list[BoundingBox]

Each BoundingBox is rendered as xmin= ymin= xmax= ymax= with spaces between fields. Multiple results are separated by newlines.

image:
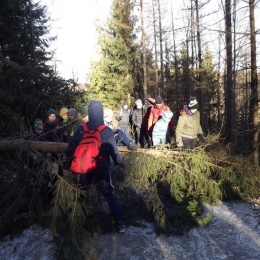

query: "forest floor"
xmin=0 ymin=201 xmax=260 ymax=260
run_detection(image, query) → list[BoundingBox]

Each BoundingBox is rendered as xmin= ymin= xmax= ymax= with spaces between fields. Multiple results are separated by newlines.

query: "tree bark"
xmin=140 ymin=0 xmax=148 ymax=95
xmin=152 ymin=0 xmax=159 ymax=95
xmin=249 ymin=0 xmax=259 ymax=165
xmin=224 ymin=0 xmax=234 ymax=142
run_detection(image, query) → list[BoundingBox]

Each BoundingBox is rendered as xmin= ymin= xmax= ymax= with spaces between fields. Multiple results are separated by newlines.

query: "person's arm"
xmin=175 ymin=116 xmax=185 ymax=148
xmin=148 ymin=107 xmax=154 ymax=131
xmin=152 ymin=122 xmax=160 ymax=146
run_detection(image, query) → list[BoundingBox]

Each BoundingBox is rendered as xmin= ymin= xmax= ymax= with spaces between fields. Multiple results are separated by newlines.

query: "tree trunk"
xmin=157 ymin=0 xmax=164 ymax=97
xmin=140 ymin=0 xmax=148 ymax=95
xmin=249 ymin=0 xmax=259 ymax=165
xmin=195 ymin=0 xmax=204 ymax=131
xmin=224 ymin=0 xmax=234 ymax=142
xmin=152 ymin=0 xmax=159 ymax=95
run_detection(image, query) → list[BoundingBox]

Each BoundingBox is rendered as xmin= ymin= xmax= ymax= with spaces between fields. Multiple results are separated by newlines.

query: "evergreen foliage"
xmin=0 ymin=139 xmax=260 ymax=258
xmin=89 ymin=0 xmax=137 ymax=108
xmin=0 ymin=0 xmax=83 ymax=135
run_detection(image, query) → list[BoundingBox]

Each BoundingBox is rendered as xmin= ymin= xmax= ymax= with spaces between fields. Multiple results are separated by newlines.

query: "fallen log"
xmin=0 ymin=138 xmax=180 ymax=156
xmin=0 ymin=139 xmax=68 ymax=154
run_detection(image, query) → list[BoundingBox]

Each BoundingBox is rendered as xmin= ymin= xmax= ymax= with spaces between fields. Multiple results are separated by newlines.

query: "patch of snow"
xmin=0 ymin=201 xmax=259 ymax=260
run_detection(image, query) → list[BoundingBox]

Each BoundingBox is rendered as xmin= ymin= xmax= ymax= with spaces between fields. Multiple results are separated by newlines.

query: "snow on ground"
xmin=0 ymin=201 xmax=260 ymax=260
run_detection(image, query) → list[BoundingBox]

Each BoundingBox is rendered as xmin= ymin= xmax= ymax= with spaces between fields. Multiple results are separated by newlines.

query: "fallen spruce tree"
xmin=0 ymin=137 xmax=259 ymax=259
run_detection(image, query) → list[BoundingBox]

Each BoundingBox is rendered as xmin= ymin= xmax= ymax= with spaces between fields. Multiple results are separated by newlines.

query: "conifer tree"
xmin=89 ymin=0 xmax=137 ymax=108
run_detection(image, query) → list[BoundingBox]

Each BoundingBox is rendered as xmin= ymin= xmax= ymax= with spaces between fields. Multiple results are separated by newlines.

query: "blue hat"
xmin=46 ymin=108 xmax=57 ymax=118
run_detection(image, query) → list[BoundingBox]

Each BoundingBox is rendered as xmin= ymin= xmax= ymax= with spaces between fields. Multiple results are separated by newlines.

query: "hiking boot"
xmin=117 ymin=224 xmax=126 ymax=233
xmin=127 ymin=141 xmax=137 ymax=150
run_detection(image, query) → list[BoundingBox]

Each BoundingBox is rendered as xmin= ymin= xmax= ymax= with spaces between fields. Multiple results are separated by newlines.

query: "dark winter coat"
xmin=116 ymin=108 xmax=130 ymax=128
xmin=132 ymin=108 xmax=143 ymax=129
xmin=66 ymin=100 xmax=122 ymax=168
xmin=43 ymin=119 xmax=63 ymax=142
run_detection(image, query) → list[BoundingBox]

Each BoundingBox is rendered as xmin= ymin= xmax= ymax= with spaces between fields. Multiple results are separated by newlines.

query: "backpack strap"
xmin=82 ymin=123 xmax=88 ymax=132
xmin=82 ymin=124 xmax=105 ymax=132
xmin=97 ymin=124 xmax=106 ymax=132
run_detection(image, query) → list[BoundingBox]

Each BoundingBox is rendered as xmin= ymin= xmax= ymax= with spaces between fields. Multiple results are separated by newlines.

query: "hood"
xmin=87 ymin=100 xmax=104 ymax=126
xmin=162 ymin=110 xmax=173 ymax=123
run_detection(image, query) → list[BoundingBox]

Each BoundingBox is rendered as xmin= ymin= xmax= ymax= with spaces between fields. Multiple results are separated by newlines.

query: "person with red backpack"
xmin=66 ymin=100 xmax=126 ymax=233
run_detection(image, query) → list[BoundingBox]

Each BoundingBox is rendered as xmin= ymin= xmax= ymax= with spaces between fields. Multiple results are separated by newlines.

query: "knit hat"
xmin=68 ymin=108 xmax=77 ymax=118
xmin=33 ymin=118 xmax=43 ymax=128
xmin=155 ymin=96 xmax=163 ymax=105
xmin=104 ymin=108 xmax=113 ymax=123
xmin=135 ymin=99 xmax=142 ymax=106
xmin=162 ymin=110 xmax=173 ymax=123
xmin=59 ymin=107 xmax=68 ymax=117
xmin=46 ymin=108 xmax=57 ymax=118
xmin=80 ymin=105 xmax=88 ymax=117
xmin=144 ymin=94 xmax=151 ymax=100
xmin=188 ymin=97 xmax=198 ymax=109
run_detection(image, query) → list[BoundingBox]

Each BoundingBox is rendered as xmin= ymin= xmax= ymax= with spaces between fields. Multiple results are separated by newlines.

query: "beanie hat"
xmin=104 ymin=108 xmax=113 ymax=123
xmin=68 ymin=108 xmax=77 ymax=118
xmin=162 ymin=110 xmax=173 ymax=123
xmin=88 ymin=100 xmax=104 ymax=122
xmin=46 ymin=108 xmax=57 ymax=118
xmin=155 ymin=96 xmax=163 ymax=105
xmin=80 ymin=105 xmax=88 ymax=117
xmin=33 ymin=118 xmax=43 ymax=128
xmin=188 ymin=97 xmax=198 ymax=109
xmin=59 ymin=107 xmax=68 ymax=117
xmin=135 ymin=99 xmax=142 ymax=106
xmin=144 ymin=94 xmax=151 ymax=100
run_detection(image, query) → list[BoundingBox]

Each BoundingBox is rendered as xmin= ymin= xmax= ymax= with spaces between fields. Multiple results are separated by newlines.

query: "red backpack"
xmin=70 ymin=124 xmax=106 ymax=174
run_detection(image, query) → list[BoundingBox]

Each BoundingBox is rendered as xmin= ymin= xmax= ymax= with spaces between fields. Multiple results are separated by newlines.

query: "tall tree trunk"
xmin=29 ymin=0 xmax=36 ymax=67
xmin=195 ymin=0 xmax=204 ymax=130
xmin=249 ymin=0 xmax=259 ymax=165
xmin=152 ymin=0 xmax=159 ymax=95
xmin=157 ymin=0 xmax=164 ymax=97
xmin=171 ymin=1 xmax=179 ymax=114
xmin=224 ymin=0 xmax=234 ymax=142
xmin=140 ymin=0 xmax=148 ymax=95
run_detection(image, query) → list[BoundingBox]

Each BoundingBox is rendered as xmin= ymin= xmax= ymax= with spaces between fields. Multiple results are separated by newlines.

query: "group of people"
xmin=115 ymin=94 xmax=175 ymax=149
xmin=24 ymin=95 xmax=205 ymax=234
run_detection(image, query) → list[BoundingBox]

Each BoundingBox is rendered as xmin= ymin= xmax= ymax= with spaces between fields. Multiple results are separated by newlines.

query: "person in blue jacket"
xmin=152 ymin=110 xmax=174 ymax=147
xmin=66 ymin=100 xmax=126 ymax=233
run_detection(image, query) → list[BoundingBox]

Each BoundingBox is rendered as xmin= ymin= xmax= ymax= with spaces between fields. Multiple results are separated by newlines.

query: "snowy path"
xmin=1 ymin=201 xmax=260 ymax=260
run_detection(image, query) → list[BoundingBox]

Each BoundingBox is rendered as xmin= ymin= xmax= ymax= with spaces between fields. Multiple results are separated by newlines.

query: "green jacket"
xmin=175 ymin=110 xmax=203 ymax=147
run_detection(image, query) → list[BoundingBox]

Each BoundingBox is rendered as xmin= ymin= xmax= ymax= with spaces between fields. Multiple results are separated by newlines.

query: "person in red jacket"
xmin=147 ymin=96 xmax=174 ymax=145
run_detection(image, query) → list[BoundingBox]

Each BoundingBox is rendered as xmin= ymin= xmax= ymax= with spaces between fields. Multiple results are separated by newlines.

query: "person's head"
xmin=122 ymin=101 xmax=128 ymax=110
xmin=46 ymin=109 xmax=57 ymax=123
xmin=144 ymin=93 xmax=151 ymax=100
xmin=104 ymin=108 xmax=113 ymax=123
xmin=59 ymin=107 xmax=68 ymax=122
xmin=88 ymin=100 xmax=104 ymax=123
xmin=67 ymin=108 xmax=77 ymax=122
xmin=135 ymin=99 xmax=143 ymax=109
xmin=155 ymin=96 xmax=163 ymax=108
xmin=188 ymin=97 xmax=198 ymax=114
xmin=162 ymin=110 xmax=173 ymax=123
xmin=33 ymin=118 xmax=43 ymax=136
xmin=80 ymin=105 xmax=89 ymax=122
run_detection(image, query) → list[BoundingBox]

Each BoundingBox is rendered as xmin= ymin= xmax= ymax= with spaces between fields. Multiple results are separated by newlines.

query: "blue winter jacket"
xmin=66 ymin=100 xmax=122 ymax=168
xmin=152 ymin=110 xmax=173 ymax=146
